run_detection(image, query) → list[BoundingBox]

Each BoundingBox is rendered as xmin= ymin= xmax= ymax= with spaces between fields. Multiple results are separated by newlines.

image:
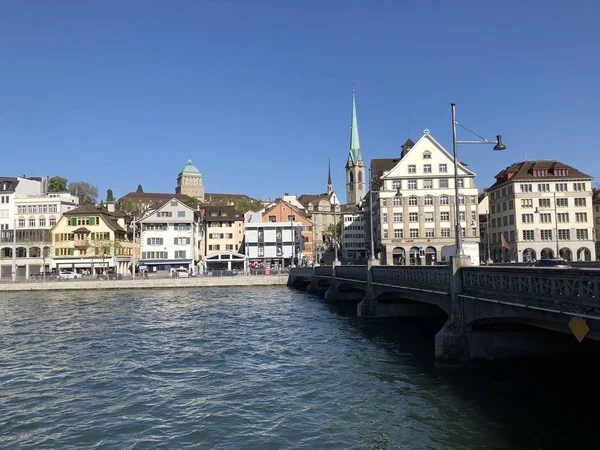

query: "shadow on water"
xmin=325 ymin=302 xmax=600 ymax=449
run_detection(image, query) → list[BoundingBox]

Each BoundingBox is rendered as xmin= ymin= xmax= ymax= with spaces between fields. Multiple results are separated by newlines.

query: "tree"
xmin=48 ymin=176 xmax=68 ymax=192
xmin=106 ymin=189 xmax=114 ymax=202
xmin=117 ymin=198 xmax=143 ymax=214
xmin=136 ymin=184 xmax=144 ymax=193
xmin=326 ymin=219 xmax=342 ymax=248
xmin=68 ymin=181 xmax=98 ymax=205
xmin=208 ymin=197 xmax=263 ymax=212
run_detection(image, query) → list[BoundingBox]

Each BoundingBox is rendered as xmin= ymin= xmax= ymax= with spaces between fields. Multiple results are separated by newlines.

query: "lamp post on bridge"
xmin=451 ymin=103 xmax=506 ymax=256
xmin=368 ymin=167 xmax=402 ymax=264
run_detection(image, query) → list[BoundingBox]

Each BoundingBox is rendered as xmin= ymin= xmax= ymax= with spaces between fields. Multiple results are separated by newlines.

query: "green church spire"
xmin=348 ymin=88 xmax=362 ymax=165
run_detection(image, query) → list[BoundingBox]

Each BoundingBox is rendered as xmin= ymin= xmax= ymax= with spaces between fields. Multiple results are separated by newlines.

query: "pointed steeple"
xmin=327 ymin=158 xmax=333 ymax=195
xmin=347 ymin=87 xmax=363 ymax=166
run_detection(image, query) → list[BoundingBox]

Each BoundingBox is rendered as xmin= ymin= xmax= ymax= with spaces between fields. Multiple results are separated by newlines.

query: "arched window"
xmin=393 ymin=196 xmax=402 ymax=207
xmin=440 ymin=195 xmax=449 ymax=205
xmin=423 ymin=151 xmax=432 ymax=159
xmin=458 ymin=195 xmax=465 ymax=205
xmin=358 ymin=171 xmax=363 ymax=183
xmin=409 ymin=196 xmax=418 ymax=206
xmin=349 ymin=172 xmax=354 ymax=183
xmin=424 ymin=196 xmax=434 ymax=206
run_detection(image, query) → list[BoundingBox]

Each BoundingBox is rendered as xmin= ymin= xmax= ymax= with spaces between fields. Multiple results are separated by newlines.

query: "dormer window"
xmin=533 ymin=169 xmax=548 ymax=177
xmin=554 ymin=168 xmax=569 ymax=176
xmin=423 ymin=151 xmax=432 ymax=159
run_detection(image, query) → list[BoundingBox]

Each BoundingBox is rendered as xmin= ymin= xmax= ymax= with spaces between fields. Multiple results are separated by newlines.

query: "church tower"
xmin=346 ymin=89 xmax=366 ymax=205
xmin=327 ymin=158 xmax=333 ymax=195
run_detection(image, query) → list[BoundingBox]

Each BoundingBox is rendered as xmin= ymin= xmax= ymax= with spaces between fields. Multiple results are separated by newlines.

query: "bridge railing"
xmin=315 ymin=266 xmax=333 ymax=277
xmin=372 ymin=265 xmax=451 ymax=292
xmin=290 ymin=267 xmax=315 ymax=278
xmin=462 ymin=266 xmax=600 ymax=315
xmin=335 ymin=265 xmax=368 ymax=282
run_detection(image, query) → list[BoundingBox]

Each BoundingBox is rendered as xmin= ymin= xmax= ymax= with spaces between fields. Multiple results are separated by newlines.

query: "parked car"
xmin=97 ymin=269 xmax=123 ymax=280
xmin=176 ymin=268 xmax=190 ymax=278
xmin=59 ymin=271 xmax=83 ymax=280
xmin=530 ymin=259 xmax=572 ymax=268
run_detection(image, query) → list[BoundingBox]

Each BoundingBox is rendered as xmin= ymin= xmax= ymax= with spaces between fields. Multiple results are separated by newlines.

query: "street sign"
xmin=418 ymin=246 xmax=423 ymax=250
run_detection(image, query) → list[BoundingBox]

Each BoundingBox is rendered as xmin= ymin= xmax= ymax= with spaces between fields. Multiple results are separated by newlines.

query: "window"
xmin=576 ymin=229 xmax=589 ymax=240
xmin=18 ymin=219 xmax=25 ymax=227
xmin=539 ymin=213 xmax=551 ymax=223
xmin=457 ymin=179 xmax=464 ymax=188
xmin=424 ymin=196 xmax=433 ymax=206
xmin=209 ymin=244 xmax=221 ymax=251
xmin=29 ymin=218 xmax=36 ymax=227
xmin=556 ymin=198 xmax=568 ymax=207
xmin=537 ymin=183 xmax=549 ymax=192
xmin=425 ymin=229 xmax=434 ymax=238
xmin=268 ymin=215 xmax=276 ymax=222
xmin=394 ymin=229 xmax=403 ymax=238
xmin=521 ymin=199 xmax=533 ymax=208
xmin=439 ymin=164 xmax=447 ymax=173
xmin=408 ymin=180 xmax=417 ymax=189
xmin=575 ymin=212 xmax=587 ymax=222
xmin=440 ymin=212 xmax=450 ymax=221
xmin=39 ymin=218 xmax=46 ymax=227
xmin=49 ymin=218 xmax=56 ymax=226
xmin=522 ymin=230 xmax=534 ymax=241
xmin=424 ymin=212 xmax=434 ymax=222
xmin=439 ymin=179 xmax=449 ymax=188
xmin=171 ymin=201 xmax=178 ymax=206
xmin=573 ymin=182 xmax=585 ymax=191
xmin=147 ymin=237 xmax=164 ymax=245
xmin=539 ymin=198 xmax=550 ymax=208
xmin=392 ymin=180 xmax=401 ymax=190
xmin=541 ymin=229 xmax=552 ymax=241
xmin=558 ymin=229 xmax=570 ymax=240
xmin=382 ymin=213 xmax=388 ymax=223
xmin=287 ymin=215 xmax=296 ymax=221
xmin=555 ymin=183 xmax=567 ymax=192
xmin=557 ymin=213 xmax=569 ymax=223
xmin=409 ymin=229 xmax=419 ymax=238
xmin=521 ymin=184 xmax=532 ymax=193
xmin=408 ymin=165 xmax=416 ymax=174
xmin=423 ymin=180 xmax=433 ymax=189
xmin=458 ymin=211 xmax=465 ymax=221
xmin=458 ymin=195 xmax=465 ymax=205
xmin=409 ymin=213 xmax=418 ymax=222
xmin=393 ymin=197 xmax=402 ymax=207
xmin=440 ymin=196 xmax=449 ymax=205
xmin=574 ymin=198 xmax=586 ymax=207
xmin=177 ymin=211 xmax=186 ymax=217
xmin=423 ymin=164 xmax=432 ymax=173
xmin=423 ymin=151 xmax=431 ymax=159
xmin=522 ymin=214 xmax=534 ymax=224
xmin=393 ymin=213 xmax=402 ymax=222
xmin=441 ymin=228 xmax=450 ymax=237
xmin=157 ymin=211 xmax=172 ymax=217
xmin=174 ymin=237 xmax=191 ymax=245
xmin=408 ymin=196 xmax=418 ymax=206
xmin=174 ymin=250 xmax=187 ymax=259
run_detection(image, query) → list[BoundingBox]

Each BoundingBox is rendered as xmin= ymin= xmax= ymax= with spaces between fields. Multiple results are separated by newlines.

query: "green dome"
xmin=182 ymin=159 xmax=200 ymax=174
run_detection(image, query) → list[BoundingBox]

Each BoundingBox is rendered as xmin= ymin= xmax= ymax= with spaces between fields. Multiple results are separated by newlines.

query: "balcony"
xmin=74 ymin=239 xmax=90 ymax=248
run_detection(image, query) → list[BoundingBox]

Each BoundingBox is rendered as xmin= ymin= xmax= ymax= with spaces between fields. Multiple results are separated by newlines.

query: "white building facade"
xmin=487 ymin=161 xmax=596 ymax=262
xmin=139 ymin=198 xmax=201 ymax=274
xmin=340 ymin=204 xmax=366 ymax=261
xmin=371 ymin=131 xmax=480 ymax=265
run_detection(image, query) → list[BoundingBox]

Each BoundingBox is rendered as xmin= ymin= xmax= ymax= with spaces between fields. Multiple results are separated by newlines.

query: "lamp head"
xmin=534 ymin=207 xmax=539 ymax=214
xmin=493 ymin=134 xmax=506 ymax=151
xmin=395 ymin=187 xmax=402 ymax=197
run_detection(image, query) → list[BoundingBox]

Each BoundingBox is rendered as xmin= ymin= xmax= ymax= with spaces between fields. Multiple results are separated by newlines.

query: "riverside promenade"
xmin=0 ymin=274 xmax=288 ymax=292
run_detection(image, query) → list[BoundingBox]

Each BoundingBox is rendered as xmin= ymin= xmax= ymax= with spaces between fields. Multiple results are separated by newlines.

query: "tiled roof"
xmin=202 ymin=205 xmax=243 ymax=222
xmin=371 ymin=158 xmax=400 ymax=190
xmin=120 ymin=192 xmax=191 ymax=202
xmin=204 ymin=192 xmax=252 ymax=202
xmin=0 ymin=177 xmax=19 ymax=192
xmin=489 ymin=160 xmax=592 ymax=189
xmin=262 ymin=200 xmax=312 ymax=222
xmin=297 ymin=193 xmax=330 ymax=207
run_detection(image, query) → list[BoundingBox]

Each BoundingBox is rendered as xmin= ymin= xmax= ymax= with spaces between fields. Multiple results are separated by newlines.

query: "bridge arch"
xmin=577 ymin=247 xmax=592 ymax=261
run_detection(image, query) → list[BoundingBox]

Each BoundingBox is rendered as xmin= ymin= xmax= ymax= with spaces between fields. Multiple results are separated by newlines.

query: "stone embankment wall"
xmin=0 ymin=275 xmax=289 ymax=292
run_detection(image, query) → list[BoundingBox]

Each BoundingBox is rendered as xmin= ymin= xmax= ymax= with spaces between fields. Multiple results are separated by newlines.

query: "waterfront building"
xmin=139 ymin=198 xmax=201 ymax=273
xmin=368 ymin=130 xmax=480 ymax=265
xmin=0 ymin=176 xmax=80 ymax=279
xmin=202 ymin=205 xmax=244 ymax=261
xmin=175 ymin=159 xmax=205 ymax=202
xmin=244 ymin=200 xmax=313 ymax=268
xmin=51 ymin=203 xmax=132 ymax=275
xmin=487 ymin=160 xmax=596 ymax=262
xmin=340 ymin=203 xmax=366 ymax=261
xmin=594 ymin=189 xmax=600 ymax=258
xmin=346 ymin=89 xmax=366 ymax=205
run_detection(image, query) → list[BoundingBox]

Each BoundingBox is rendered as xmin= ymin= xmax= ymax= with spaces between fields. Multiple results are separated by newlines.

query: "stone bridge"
xmin=288 ymin=257 xmax=600 ymax=364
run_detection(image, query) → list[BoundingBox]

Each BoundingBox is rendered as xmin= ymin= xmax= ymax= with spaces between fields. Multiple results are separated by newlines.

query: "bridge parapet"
xmin=372 ymin=266 xmax=451 ymax=292
xmin=335 ymin=265 xmax=368 ymax=281
xmin=315 ymin=266 xmax=333 ymax=277
xmin=462 ymin=267 xmax=600 ymax=316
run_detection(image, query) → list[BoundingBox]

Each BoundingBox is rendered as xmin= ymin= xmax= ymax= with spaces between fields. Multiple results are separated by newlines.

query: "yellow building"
xmin=50 ymin=204 xmax=133 ymax=275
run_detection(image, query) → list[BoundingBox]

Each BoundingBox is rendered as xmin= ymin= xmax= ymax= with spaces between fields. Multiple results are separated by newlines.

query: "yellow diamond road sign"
xmin=569 ymin=316 xmax=590 ymax=343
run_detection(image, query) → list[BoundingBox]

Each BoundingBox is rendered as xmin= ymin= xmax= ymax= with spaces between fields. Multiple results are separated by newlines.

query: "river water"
xmin=0 ymin=287 xmax=596 ymax=449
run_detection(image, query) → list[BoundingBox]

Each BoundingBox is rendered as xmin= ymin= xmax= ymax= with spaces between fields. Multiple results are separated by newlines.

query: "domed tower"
xmin=176 ymin=159 xmax=205 ymax=202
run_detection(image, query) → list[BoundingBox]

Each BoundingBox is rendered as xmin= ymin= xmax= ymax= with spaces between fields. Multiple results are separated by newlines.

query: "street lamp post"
xmin=131 ymin=215 xmax=137 ymax=279
xmin=534 ymin=192 xmax=560 ymax=259
xmin=11 ymin=218 xmax=16 ymax=283
xmin=486 ymin=210 xmax=491 ymax=264
xmin=451 ymin=103 xmax=506 ymax=255
xmin=333 ymin=203 xmax=339 ymax=265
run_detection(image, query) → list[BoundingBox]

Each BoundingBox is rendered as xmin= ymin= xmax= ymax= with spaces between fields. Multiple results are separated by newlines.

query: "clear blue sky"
xmin=1 ymin=1 xmax=598 ymax=203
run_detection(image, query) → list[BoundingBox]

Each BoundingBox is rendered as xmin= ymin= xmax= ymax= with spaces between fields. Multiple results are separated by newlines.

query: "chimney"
xmin=107 ymin=202 xmax=115 ymax=212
